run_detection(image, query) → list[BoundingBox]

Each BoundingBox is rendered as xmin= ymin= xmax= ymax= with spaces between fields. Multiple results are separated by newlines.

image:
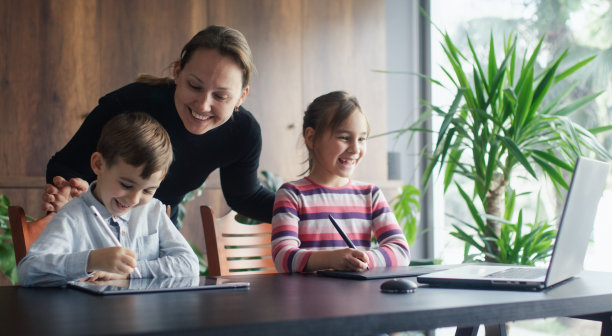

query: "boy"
xmin=18 ymin=112 xmax=199 ymax=286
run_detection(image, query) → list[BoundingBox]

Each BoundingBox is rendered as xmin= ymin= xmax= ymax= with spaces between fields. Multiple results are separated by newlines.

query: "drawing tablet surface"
xmin=317 ymin=265 xmax=450 ymax=280
xmin=68 ymin=276 xmax=249 ymax=295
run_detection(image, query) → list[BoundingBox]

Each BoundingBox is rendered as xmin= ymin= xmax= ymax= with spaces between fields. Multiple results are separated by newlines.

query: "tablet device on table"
xmin=317 ymin=264 xmax=450 ymax=280
xmin=67 ymin=276 xmax=249 ymax=295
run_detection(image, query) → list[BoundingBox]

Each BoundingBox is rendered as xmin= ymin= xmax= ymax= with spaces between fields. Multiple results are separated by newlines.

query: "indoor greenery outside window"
xmin=430 ymin=1 xmax=612 ymax=334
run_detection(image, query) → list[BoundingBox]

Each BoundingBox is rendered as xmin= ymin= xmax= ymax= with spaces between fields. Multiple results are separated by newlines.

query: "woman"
xmin=43 ymin=25 xmax=274 ymax=227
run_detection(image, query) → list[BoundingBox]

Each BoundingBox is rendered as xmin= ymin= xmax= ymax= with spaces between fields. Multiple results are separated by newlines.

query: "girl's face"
xmin=90 ymin=153 xmax=164 ymax=218
xmin=173 ymin=48 xmax=249 ymax=135
xmin=306 ymin=110 xmax=368 ymax=187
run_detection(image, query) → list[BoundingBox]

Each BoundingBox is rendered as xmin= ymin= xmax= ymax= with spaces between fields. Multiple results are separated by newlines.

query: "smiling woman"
xmin=42 ymin=25 xmax=275 ymax=229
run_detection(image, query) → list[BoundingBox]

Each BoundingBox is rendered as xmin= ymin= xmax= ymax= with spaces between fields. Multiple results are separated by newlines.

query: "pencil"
xmin=89 ymin=205 xmax=142 ymax=278
xmin=328 ymin=214 xmax=368 ymax=269
xmin=328 ymin=214 xmax=356 ymax=248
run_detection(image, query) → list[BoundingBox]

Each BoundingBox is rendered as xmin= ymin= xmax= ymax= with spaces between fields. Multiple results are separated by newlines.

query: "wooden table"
xmin=1 ymin=271 xmax=612 ymax=335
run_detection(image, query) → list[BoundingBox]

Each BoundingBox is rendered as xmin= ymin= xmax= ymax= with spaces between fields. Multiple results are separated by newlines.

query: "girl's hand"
xmin=87 ymin=246 xmax=138 ymax=275
xmin=306 ymin=248 xmax=370 ymax=272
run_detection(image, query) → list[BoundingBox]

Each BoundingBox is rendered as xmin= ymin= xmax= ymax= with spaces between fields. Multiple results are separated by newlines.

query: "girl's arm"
xmin=271 ymin=186 xmax=313 ymax=272
xmin=364 ymin=189 xmax=411 ymax=268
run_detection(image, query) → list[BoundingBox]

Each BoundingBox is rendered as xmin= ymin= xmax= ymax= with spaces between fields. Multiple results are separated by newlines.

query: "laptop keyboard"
xmin=486 ymin=267 xmax=547 ymax=279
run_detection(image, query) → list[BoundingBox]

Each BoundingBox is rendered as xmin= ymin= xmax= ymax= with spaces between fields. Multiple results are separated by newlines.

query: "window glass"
xmin=430 ymin=1 xmax=611 ymax=333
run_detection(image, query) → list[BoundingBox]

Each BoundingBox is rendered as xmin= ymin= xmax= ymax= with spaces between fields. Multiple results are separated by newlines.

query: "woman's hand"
xmin=42 ymin=176 xmax=89 ymax=212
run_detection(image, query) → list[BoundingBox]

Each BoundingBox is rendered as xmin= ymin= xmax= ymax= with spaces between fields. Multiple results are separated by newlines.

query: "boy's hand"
xmin=42 ymin=176 xmax=89 ymax=212
xmin=87 ymin=246 xmax=138 ymax=275
xmin=85 ymin=271 xmax=130 ymax=282
xmin=306 ymin=248 xmax=370 ymax=272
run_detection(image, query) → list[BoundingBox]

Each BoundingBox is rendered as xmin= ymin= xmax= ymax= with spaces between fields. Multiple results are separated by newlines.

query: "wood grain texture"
xmin=0 ymin=0 xmax=99 ymax=177
xmin=208 ymin=0 xmax=305 ymax=179
xmin=1 ymin=0 xmax=388 ymax=243
xmin=98 ymin=0 xmax=208 ymax=93
xmin=302 ymin=0 xmax=387 ymax=181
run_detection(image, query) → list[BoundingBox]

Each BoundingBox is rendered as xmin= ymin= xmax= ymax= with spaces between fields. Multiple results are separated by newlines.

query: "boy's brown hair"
xmin=97 ymin=112 xmax=173 ymax=178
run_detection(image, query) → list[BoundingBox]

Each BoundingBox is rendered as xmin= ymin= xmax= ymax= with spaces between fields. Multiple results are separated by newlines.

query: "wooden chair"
xmin=8 ymin=206 xmax=53 ymax=264
xmin=200 ymin=205 xmax=276 ymax=276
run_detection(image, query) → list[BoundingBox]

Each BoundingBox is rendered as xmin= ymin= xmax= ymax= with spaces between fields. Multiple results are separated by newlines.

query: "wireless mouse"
xmin=380 ymin=278 xmax=417 ymax=294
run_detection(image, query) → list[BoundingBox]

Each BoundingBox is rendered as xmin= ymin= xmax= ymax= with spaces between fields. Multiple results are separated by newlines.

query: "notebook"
xmin=317 ymin=264 xmax=451 ymax=280
xmin=417 ymin=156 xmax=609 ymax=291
xmin=67 ymin=276 xmax=249 ymax=295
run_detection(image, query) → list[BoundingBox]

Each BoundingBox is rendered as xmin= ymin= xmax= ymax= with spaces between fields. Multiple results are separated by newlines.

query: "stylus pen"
xmin=328 ymin=214 xmax=356 ymax=248
xmin=90 ymin=205 xmax=142 ymax=278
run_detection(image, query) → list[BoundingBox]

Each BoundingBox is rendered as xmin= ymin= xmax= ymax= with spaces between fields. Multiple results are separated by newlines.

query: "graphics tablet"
xmin=67 ymin=276 xmax=250 ymax=295
xmin=317 ymin=265 xmax=450 ymax=280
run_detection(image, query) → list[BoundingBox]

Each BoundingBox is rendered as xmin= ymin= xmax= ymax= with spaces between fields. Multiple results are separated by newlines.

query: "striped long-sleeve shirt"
xmin=271 ymin=178 xmax=411 ymax=273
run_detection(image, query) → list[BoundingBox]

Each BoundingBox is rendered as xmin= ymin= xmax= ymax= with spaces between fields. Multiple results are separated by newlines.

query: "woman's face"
xmin=174 ymin=49 xmax=249 ymax=135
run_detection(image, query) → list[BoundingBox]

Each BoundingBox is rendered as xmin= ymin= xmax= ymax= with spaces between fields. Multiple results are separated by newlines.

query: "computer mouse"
xmin=380 ymin=278 xmax=417 ymax=294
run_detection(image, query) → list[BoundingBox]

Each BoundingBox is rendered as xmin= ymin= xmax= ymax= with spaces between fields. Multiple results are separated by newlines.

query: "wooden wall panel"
xmin=302 ymin=0 xmax=387 ymax=182
xmin=207 ymin=0 xmax=305 ymax=180
xmin=1 ymin=0 xmax=388 ymax=251
xmin=98 ymin=0 xmax=208 ymax=93
xmin=0 ymin=0 xmax=99 ymax=177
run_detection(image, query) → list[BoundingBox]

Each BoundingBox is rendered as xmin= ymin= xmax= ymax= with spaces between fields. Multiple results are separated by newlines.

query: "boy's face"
xmin=90 ymin=152 xmax=164 ymax=217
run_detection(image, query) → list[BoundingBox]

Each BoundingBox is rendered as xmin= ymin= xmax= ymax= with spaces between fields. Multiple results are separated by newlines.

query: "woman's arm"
xmin=219 ymin=108 xmax=275 ymax=223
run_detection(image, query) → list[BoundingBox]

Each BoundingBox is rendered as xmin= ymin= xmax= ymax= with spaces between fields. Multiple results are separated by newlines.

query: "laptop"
xmin=68 ymin=276 xmax=249 ymax=295
xmin=417 ymin=156 xmax=609 ymax=291
xmin=317 ymin=264 xmax=451 ymax=280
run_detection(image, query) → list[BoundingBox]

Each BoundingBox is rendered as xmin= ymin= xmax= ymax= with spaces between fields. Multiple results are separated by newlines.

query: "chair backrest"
xmin=8 ymin=206 xmax=53 ymax=264
xmin=200 ymin=205 xmax=276 ymax=276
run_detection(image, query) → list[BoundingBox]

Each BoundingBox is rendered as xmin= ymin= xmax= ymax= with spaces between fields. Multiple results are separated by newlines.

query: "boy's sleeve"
xmin=135 ymin=203 xmax=199 ymax=278
xmin=364 ymin=188 xmax=411 ymax=268
xmin=271 ymin=185 xmax=313 ymax=273
xmin=17 ymin=211 xmax=92 ymax=287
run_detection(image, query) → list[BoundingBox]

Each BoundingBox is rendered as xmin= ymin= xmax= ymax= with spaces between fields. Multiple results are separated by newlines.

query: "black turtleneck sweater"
xmin=46 ymin=82 xmax=274 ymax=225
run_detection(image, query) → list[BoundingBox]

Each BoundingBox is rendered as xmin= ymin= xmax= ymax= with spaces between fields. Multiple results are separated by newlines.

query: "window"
xmin=427 ymin=0 xmax=612 ymax=334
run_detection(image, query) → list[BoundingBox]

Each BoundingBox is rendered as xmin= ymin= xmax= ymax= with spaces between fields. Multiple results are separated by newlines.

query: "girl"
xmin=271 ymin=91 xmax=411 ymax=273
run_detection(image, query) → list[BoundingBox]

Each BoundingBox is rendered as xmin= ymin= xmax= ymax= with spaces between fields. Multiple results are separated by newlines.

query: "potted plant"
xmin=0 ymin=194 xmax=18 ymax=284
xmin=422 ymin=30 xmax=611 ymax=264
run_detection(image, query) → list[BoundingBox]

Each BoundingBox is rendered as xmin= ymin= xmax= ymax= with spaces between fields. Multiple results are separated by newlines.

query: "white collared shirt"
xmin=18 ymin=182 xmax=199 ymax=287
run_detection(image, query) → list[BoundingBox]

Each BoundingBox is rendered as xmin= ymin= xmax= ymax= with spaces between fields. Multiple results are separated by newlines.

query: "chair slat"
xmin=225 ymin=247 xmax=272 ymax=258
xmin=228 ymin=268 xmax=277 ymax=275
xmin=227 ymin=258 xmax=276 ymax=270
xmin=201 ymin=205 xmax=278 ymax=277
xmin=222 ymin=235 xmax=271 ymax=247
xmin=220 ymin=221 xmax=272 ymax=235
